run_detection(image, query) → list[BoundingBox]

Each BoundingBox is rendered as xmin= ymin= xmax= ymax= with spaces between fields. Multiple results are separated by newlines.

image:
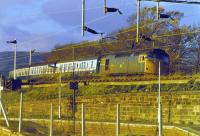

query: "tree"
xmin=111 ymin=6 xmax=194 ymax=73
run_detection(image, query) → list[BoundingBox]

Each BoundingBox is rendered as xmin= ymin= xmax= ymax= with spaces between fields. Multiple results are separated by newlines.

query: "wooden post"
xmin=82 ymin=104 xmax=85 ymax=136
xmin=18 ymin=91 xmax=23 ymax=133
xmin=116 ymin=104 xmax=120 ymax=136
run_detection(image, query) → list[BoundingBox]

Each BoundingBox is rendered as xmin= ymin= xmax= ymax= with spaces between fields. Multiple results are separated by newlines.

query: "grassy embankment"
xmin=1 ymin=77 xmax=200 ymax=136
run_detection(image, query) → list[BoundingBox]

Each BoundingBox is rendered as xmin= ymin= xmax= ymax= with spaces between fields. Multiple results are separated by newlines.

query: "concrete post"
xmin=58 ymin=72 xmax=61 ymax=119
xmin=116 ymin=104 xmax=120 ymax=136
xmin=82 ymin=104 xmax=85 ymax=136
xmin=19 ymin=91 xmax=23 ymax=132
xmin=158 ymin=103 xmax=163 ymax=136
xmin=158 ymin=61 xmax=163 ymax=136
xmin=50 ymin=103 xmax=53 ymax=136
xmin=0 ymin=101 xmax=9 ymax=127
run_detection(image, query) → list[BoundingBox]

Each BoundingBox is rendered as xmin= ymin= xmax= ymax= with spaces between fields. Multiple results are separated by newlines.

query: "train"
xmin=9 ymin=48 xmax=170 ymax=80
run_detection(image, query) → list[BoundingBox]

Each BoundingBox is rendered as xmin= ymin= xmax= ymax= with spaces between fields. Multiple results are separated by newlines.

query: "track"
xmin=23 ymin=75 xmax=198 ymax=86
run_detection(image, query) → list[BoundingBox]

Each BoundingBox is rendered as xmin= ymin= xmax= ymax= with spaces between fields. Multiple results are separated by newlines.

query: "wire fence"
xmin=0 ymin=91 xmax=199 ymax=136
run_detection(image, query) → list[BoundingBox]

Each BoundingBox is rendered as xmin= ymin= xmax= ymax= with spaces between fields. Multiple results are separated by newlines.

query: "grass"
xmin=2 ymin=80 xmax=200 ymax=104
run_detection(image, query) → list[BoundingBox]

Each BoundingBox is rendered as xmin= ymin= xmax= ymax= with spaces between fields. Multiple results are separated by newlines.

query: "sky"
xmin=0 ymin=0 xmax=200 ymax=52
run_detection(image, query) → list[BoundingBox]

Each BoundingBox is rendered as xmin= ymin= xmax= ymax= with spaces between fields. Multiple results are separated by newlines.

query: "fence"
xmin=0 ymin=90 xmax=199 ymax=136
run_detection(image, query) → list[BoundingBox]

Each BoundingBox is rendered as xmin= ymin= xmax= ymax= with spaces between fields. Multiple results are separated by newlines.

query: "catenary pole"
xmin=136 ymin=0 xmax=141 ymax=44
xmin=14 ymin=42 xmax=17 ymax=80
xmin=157 ymin=0 xmax=160 ymax=20
xmin=72 ymin=47 xmax=76 ymax=135
xmin=82 ymin=0 xmax=85 ymax=36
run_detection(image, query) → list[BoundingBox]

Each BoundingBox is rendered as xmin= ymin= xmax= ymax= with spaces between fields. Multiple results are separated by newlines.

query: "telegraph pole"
xmin=136 ymin=0 xmax=141 ymax=44
xmin=82 ymin=0 xmax=85 ymax=36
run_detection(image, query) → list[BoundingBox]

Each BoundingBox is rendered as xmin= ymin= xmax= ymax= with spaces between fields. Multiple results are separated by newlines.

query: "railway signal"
xmin=84 ymin=26 xmax=104 ymax=36
xmin=6 ymin=39 xmax=17 ymax=80
xmin=82 ymin=0 xmax=104 ymax=37
xmin=159 ymin=13 xmax=174 ymax=20
xmin=104 ymin=0 xmax=122 ymax=15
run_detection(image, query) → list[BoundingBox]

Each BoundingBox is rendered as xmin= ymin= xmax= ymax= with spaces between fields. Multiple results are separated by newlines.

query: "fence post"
xmin=18 ymin=91 xmax=23 ymax=133
xmin=58 ymin=73 xmax=61 ymax=119
xmin=82 ymin=103 xmax=85 ymax=136
xmin=50 ymin=103 xmax=53 ymax=136
xmin=116 ymin=104 xmax=120 ymax=136
xmin=0 ymin=101 xmax=9 ymax=127
xmin=158 ymin=103 xmax=163 ymax=136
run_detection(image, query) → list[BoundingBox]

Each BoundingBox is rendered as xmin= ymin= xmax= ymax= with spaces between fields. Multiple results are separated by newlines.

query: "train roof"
xmin=16 ymin=56 xmax=99 ymax=69
xmin=104 ymin=48 xmax=169 ymax=57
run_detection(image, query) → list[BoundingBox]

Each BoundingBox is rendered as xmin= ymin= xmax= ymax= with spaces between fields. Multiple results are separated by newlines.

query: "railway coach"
xmin=9 ymin=48 xmax=169 ymax=79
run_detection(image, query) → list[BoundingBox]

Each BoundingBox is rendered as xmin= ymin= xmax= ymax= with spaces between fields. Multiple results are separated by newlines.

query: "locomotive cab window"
xmin=139 ymin=55 xmax=146 ymax=63
xmin=105 ymin=59 xmax=110 ymax=71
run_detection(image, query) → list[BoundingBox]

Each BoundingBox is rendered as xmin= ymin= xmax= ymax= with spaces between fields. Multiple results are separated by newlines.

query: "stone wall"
xmin=5 ymin=91 xmax=200 ymax=125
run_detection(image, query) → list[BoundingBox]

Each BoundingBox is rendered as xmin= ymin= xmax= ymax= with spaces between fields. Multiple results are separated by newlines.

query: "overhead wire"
xmin=13 ymin=1 xmax=134 ymax=51
xmin=1 ymin=1 xmax=199 ymax=59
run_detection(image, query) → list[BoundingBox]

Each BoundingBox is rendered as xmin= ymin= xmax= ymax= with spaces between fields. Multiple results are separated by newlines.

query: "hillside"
xmin=0 ymin=51 xmax=49 ymax=77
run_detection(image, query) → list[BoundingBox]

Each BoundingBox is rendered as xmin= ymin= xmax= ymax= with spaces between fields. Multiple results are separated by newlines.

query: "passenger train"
xmin=9 ymin=49 xmax=170 ymax=79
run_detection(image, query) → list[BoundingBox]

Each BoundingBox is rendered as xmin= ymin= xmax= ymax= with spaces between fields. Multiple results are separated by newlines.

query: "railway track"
xmin=23 ymin=75 xmax=197 ymax=86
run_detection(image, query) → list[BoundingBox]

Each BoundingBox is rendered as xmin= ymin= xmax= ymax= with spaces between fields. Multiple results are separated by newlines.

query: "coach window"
xmin=105 ymin=59 xmax=110 ymax=71
xmin=139 ymin=55 xmax=145 ymax=63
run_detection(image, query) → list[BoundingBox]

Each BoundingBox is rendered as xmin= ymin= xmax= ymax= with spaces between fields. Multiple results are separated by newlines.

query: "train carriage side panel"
xmin=127 ymin=54 xmax=146 ymax=74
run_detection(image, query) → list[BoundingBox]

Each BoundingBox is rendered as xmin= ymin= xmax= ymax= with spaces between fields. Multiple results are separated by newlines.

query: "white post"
xmin=0 ymin=82 xmax=9 ymax=127
xmin=0 ymin=75 xmax=2 ymax=115
xmin=58 ymin=72 xmax=61 ymax=119
xmin=158 ymin=61 xmax=163 ymax=136
xmin=14 ymin=43 xmax=17 ymax=80
xmin=136 ymin=0 xmax=141 ymax=44
xmin=50 ymin=103 xmax=53 ymax=136
xmin=82 ymin=0 xmax=85 ymax=36
xmin=0 ymin=101 xmax=9 ymax=127
xmin=19 ymin=91 xmax=23 ymax=133
xmin=116 ymin=104 xmax=120 ymax=136
xmin=82 ymin=104 xmax=85 ymax=136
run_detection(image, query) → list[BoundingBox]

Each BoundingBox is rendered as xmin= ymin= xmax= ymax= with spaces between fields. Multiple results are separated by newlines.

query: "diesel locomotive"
xmin=9 ymin=49 xmax=169 ymax=79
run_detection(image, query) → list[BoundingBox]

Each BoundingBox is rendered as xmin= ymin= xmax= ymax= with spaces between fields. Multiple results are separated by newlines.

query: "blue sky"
xmin=0 ymin=0 xmax=200 ymax=52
